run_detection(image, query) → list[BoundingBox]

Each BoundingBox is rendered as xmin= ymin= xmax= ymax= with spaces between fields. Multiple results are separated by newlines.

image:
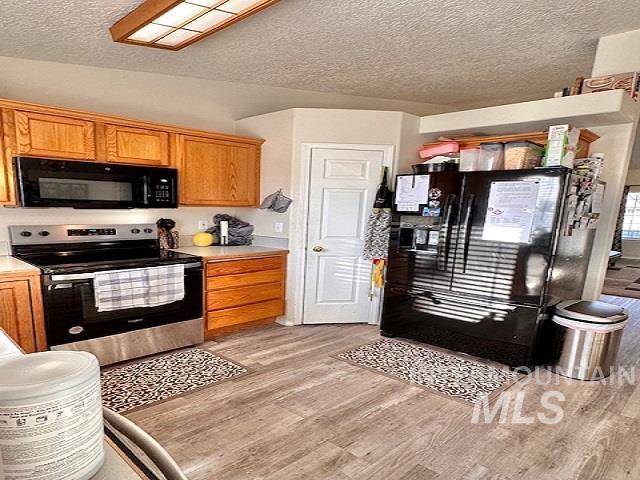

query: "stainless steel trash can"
xmin=548 ymin=300 xmax=628 ymax=380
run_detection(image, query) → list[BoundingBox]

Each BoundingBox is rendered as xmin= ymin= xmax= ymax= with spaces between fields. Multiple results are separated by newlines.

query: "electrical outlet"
xmin=198 ymin=220 xmax=208 ymax=231
xmin=274 ymin=222 xmax=284 ymax=233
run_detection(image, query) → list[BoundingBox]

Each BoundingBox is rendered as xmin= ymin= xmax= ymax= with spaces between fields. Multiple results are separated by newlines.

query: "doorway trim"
xmin=288 ymin=143 xmax=395 ymax=326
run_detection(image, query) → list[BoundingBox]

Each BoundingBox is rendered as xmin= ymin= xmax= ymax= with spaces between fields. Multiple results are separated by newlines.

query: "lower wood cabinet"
xmin=204 ymin=254 xmax=287 ymax=337
xmin=0 ymin=272 xmax=46 ymax=353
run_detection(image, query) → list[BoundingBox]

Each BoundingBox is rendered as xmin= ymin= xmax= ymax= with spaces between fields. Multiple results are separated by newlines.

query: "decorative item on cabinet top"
xmin=0 ymin=97 xmax=264 ymax=207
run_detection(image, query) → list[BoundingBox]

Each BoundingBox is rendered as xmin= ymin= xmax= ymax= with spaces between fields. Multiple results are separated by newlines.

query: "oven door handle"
xmin=50 ymin=263 xmax=202 ymax=281
xmin=103 ymin=407 xmax=189 ymax=480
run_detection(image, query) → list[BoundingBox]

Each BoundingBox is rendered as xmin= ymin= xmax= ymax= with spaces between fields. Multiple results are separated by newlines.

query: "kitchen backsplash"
xmin=0 ymin=207 xmax=289 ymax=249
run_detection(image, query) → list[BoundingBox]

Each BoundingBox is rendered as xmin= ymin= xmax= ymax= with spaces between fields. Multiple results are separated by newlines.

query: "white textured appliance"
xmin=0 ymin=351 xmax=104 ymax=480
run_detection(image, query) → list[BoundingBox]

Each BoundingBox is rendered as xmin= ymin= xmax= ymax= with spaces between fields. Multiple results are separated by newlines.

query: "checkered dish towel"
xmin=93 ymin=264 xmax=185 ymax=312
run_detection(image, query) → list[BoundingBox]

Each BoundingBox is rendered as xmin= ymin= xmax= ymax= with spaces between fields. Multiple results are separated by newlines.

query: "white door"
xmin=303 ymin=147 xmax=386 ymax=324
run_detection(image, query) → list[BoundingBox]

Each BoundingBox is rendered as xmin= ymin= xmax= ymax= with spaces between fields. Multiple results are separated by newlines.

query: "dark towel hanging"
xmin=373 ymin=167 xmax=392 ymax=208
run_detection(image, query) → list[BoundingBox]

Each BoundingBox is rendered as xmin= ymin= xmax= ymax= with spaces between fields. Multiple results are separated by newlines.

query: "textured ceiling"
xmin=1 ymin=0 xmax=640 ymax=107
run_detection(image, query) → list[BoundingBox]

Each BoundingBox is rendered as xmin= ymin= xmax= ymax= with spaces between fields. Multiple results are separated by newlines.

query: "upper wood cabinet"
xmin=0 ymin=113 xmax=11 ymax=204
xmin=105 ymin=124 xmax=170 ymax=166
xmin=14 ymin=110 xmax=97 ymax=160
xmin=0 ymin=98 xmax=264 ymax=206
xmin=176 ymin=134 xmax=261 ymax=206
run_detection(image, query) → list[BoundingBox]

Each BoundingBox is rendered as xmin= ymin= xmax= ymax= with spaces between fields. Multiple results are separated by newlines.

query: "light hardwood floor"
xmin=127 ymin=296 xmax=640 ymax=480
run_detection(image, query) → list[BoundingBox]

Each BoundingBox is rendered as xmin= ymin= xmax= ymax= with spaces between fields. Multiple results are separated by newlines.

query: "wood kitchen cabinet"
xmin=14 ymin=110 xmax=97 ymax=160
xmin=0 ymin=97 xmax=264 ymax=206
xmin=0 ymin=112 xmax=11 ymax=204
xmin=0 ymin=272 xmax=46 ymax=353
xmin=105 ymin=124 xmax=170 ymax=166
xmin=176 ymin=134 xmax=262 ymax=206
xmin=205 ymin=253 xmax=287 ymax=337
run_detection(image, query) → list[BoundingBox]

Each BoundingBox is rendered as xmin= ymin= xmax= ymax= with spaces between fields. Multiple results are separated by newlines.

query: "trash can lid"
xmin=555 ymin=300 xmax=628 ymax=324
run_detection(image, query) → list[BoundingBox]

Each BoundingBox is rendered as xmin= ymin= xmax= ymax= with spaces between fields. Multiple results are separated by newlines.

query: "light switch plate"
xmin=274 ymin=222 xmax=284 ymax=233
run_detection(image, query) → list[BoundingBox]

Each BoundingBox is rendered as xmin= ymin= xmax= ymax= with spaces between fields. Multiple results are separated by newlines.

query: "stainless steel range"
xmin=10 ymin=224 xmax=203 ymax=365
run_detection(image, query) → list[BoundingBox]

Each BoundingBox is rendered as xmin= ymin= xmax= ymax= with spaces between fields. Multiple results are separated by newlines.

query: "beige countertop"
xmin=173 ymin=245 xmax=288 ymax=260
xmin=0 ymin=256 xmax=40 ymax=275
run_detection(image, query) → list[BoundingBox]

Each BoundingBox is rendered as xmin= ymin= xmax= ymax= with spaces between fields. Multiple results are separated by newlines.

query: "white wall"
xmin=232 ymin=109 xmax=295 ymax=239
xmin=237 ymin=108 xmax=425 ymax=325
xmin=592 ymin=30 xmax=640 ymax=77
xmin=591 ymin=29 xmax=640 ymax=171
xmin=580 ymin=30 xmax=640 ymax=297
xmin=0 ymin=56 xmax=451 ymax=133
xmin=583 ymin=124 xmax=639 ymax=298
xmin=0 ymin=56 xmax=451 ymax=253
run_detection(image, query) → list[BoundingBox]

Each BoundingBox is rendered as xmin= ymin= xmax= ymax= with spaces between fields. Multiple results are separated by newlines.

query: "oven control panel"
xmin=68 ymin=228 xmax=117 ymax=236
xmin=9 ymin=224 xmax=158 ymax=244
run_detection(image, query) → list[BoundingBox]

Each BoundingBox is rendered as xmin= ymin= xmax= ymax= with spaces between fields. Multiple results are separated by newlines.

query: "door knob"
xmin=312 ymin=246 xmax=324 ymax=252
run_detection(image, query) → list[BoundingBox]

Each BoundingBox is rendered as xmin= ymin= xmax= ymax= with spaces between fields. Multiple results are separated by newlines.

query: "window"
xmin=622 ymin=192 xmax=640 ymax=239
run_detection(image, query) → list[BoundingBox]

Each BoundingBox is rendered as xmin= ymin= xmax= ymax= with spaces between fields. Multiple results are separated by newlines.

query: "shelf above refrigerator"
xmin=420 ymin=89 xmax=639 ymax=137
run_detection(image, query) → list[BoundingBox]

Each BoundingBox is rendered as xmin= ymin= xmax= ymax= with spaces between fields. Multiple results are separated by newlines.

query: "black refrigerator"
xmin=380 ymin=167 xmax=596 ymax=367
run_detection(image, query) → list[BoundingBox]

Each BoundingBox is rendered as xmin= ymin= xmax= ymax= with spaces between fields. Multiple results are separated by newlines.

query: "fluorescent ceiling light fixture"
xmin=155 ymin=28 xmax=201 ymax=46
xmin=127 ymin=23 xmax=173 ymax=42
xmin=187 ymin=9 xmax=234 ymax=32
xmin=111 ymin=0 xmax=280 ymax=51
xmin=189 ymin=0 xmax=223 ymax=6
xmin=153 ymin=3 xmax=207 ymax=27
xmin=218 ymin=0 xmax=263 ymax=14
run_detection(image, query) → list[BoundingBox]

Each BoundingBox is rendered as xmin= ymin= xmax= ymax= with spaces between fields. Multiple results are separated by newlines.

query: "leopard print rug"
xmin=337 ymin=339 xmax=519 ymax=405
xmin=101 ymin=348 xmax=248 ymax=413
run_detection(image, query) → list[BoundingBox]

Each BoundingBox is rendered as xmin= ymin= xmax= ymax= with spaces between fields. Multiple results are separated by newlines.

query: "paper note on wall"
xmin=482 ymin=181 xmax=540 ymax=243
xmin=395 ymin=175 xmax=430 ymax=206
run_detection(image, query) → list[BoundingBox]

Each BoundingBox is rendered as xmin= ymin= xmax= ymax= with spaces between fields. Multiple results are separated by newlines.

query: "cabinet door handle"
xmin=312 ymin=246 xmax=324 ymax=252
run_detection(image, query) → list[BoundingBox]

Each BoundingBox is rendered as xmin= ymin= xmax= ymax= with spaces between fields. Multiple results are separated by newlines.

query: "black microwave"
xmin=14 ymin=157 xmax=178 ymax=209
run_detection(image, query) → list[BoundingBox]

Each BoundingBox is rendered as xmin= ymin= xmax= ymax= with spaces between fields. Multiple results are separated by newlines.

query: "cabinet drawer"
xmin=207 ymin=256 xmax=283 ymax=276
xmin=207 ymin=299 xmax=284 ymax=329
xmin=207 ymin=282 xmax=282 ymax=310
xmin=207 ymin=269 xmax=283 ymax=290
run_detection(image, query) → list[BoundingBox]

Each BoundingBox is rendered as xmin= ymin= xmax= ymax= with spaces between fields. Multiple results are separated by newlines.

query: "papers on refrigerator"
xmin=395 ymin=175 xmax=430 ymax=207
xmin=482 ymin=181 xmax=540 ymax=244
xmin=591 ymin=183 xmax=604 ymax=214
xmin=397 ymin=202 xmax=420 ymax=212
